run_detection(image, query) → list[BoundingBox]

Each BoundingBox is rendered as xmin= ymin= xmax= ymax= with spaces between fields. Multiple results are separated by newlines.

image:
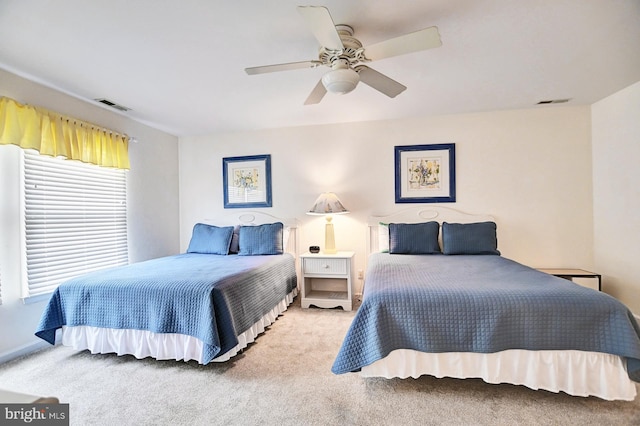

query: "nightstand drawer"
xmin=303 ymin=258 xmax=348 ymax=275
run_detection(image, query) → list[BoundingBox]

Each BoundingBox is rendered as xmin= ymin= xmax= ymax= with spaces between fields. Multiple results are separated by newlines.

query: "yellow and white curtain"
xmin=0 ymin=96 xmax=130 ymax=169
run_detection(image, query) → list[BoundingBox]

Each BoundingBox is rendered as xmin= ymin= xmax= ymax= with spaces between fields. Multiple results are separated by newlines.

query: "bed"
xmin=35 ymin=212 xmax=298 ymax=364
xmin=332 ymin=207 xmax=640 ymax=401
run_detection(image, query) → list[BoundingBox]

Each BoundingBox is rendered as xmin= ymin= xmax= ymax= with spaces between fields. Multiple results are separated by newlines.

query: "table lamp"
xmin=307 ymin=192 xmax=349 ymax=254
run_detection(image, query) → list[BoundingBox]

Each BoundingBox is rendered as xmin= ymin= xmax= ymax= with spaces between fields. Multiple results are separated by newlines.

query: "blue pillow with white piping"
xmin=238 ymin=222 xmax=284 ymax=255
xmin=442 ymin=221 xmax=500 ymax=255
xmin=389 ymin=221 xmax=441 ymax=254
xmin=187 ymin=223 xmax=234 ymax=255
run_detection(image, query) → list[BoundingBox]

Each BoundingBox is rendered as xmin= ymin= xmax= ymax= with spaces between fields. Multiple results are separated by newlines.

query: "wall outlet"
xmin=357 ymin=269 xmax=364 ymax=279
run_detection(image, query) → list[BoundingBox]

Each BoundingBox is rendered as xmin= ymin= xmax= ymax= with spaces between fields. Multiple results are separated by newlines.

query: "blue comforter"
xmin=332 ymin=254 xmax=640 ymax=381
xmin=36 ymin=253 xmax=297 ymax=363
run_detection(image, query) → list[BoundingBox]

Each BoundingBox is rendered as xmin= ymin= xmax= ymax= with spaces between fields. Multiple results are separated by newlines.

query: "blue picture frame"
xmin=394 ymin=143 xmax=456 ymax=203
xmin=223 ymin=154 xmax=272 ymax=208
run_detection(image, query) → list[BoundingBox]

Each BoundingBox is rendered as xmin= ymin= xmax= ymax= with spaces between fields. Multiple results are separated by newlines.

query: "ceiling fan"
xmin=245 ymin=6 xmax=442 ymax=105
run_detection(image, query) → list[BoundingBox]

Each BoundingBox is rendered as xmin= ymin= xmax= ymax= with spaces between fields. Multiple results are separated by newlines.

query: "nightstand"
xmin=300 ymin=251 xmax=354 ymax=311
xmin=537 ymin=268 xmax=601 ymax=291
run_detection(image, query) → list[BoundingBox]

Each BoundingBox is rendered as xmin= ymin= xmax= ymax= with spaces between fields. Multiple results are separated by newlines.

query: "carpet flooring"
xmin=0 ymin=297 xmax=638 ymax=425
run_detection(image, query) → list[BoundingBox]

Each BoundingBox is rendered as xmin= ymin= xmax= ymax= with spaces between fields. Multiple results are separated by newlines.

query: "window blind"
xmin=23 ymin=150 xmax=128 ymax=298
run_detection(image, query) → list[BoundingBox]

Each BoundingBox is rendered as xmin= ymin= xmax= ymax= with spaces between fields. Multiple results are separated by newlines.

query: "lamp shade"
xmin=307 ymin=192 xmax=349 ymax=215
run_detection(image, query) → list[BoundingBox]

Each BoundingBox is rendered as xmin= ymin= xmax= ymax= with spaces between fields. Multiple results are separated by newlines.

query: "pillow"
xmin=442 ymin=221 xmax=500 ymax=255
xmin=238 ymin=222 xmax=284 ymax=255
xmin=187 ymin=223 xmax=234 ymax=255
xmin=378 ymin=222 xmax=390 ymax=253
xmin=230 ymin=224 xmax=289 ymax=254
xmin=389 ymin=222 xmax=441 ymax=254
xmin=229 ymin=225 xmax=241 ymax=254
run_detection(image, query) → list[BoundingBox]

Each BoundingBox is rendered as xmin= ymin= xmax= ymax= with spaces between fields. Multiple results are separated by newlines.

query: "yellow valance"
xmin=0 ymin=96 xmax=130 ymax=169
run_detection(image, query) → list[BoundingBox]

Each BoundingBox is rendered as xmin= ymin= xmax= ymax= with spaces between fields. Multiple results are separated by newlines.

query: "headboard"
xmin=202 ymin=211 xmax=299 ymax=256
xmin=367 ymin=206 xmax=495 ymax=255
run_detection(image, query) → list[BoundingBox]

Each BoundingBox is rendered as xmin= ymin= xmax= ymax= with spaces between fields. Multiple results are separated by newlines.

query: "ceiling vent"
xmin=536 ymin=98 xmax=571 ymax=105
xmin=95 ymin=98 xmax=131 ymax=112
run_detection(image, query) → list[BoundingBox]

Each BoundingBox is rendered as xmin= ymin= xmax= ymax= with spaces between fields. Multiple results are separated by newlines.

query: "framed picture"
xmin=394 ymin=143 xmax=456 ymax=203
xmin=223 ymin=154 xmax=272 ymax=208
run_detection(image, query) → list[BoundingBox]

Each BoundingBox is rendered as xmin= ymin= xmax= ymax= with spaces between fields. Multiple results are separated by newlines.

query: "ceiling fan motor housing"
xmin=318 ymin=25 xmax=365 ymax=68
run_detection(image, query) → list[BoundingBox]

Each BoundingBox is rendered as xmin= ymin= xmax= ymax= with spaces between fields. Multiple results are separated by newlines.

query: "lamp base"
xmin=324 ymin=218 xmax=337 ymax=254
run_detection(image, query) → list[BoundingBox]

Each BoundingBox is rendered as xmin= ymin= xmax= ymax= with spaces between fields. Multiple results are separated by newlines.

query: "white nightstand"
xmin=300 ymin=251 xmax=354 ymax=311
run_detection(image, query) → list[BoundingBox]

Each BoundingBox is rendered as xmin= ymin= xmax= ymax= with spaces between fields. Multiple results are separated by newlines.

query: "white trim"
xmin=205 ymin=211 xmax=298 ymax=228
xmin=367 ymin=206 xmax=495 ymax=227
xmin=21 ymin=293 xmax=50 ymax=305
xmin=0 ymin=339 xmax=51 ymax=365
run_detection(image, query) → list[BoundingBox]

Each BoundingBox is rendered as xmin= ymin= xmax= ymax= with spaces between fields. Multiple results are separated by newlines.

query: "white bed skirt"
xmin=360 ymin=349 xmax=637 ymax=401
xmin=61 ymin=289 xmax=297 ymax=364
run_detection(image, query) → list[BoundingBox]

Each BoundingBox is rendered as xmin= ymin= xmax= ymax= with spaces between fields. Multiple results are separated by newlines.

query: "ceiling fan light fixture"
xmin=322 ymin=67 xmax=359 ymax=94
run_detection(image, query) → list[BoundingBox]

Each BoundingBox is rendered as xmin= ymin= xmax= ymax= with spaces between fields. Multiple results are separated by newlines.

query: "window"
xmin=23 ymin=150 xmax=128 ymax=301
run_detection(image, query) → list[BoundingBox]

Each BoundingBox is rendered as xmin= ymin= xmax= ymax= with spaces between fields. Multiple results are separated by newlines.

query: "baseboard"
xmin=0 ymin=340 xmax=51 ymax=365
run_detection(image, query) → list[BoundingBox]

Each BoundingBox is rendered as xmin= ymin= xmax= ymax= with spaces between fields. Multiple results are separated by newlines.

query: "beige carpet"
xmin=1 ymin=297 xmax=639 ymax=426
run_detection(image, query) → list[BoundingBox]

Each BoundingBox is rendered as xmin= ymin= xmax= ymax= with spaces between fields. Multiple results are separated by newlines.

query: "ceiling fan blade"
xmin=364 ymin=26 xmax=442 ymax=61
xmin=304 ymin=79 xmax=327 ymax=105
xmin=297 ymin=6 xmax=344 ymax=50
xmin=245 ymin=60 xmax=322 ymax=75
xmin=355 ymin=66 xmax=407 ymax=98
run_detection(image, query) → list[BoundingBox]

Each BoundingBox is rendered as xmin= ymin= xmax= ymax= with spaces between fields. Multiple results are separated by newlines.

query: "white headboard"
xmin=202 ymin=211 xmax=299 ymax=256
xmin=367 ymin=206 xmax=495 ymax=255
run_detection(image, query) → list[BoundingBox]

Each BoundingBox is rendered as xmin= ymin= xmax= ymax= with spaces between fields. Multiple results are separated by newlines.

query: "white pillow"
xmin=378 ymin=222 xmax=389 ymax=252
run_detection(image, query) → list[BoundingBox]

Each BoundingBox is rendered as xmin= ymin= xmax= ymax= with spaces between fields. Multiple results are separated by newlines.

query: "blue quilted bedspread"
xmin=35 ymin=253 xmax=297 ymax=363
xmin=332 ymin=254 xmax=640 ymax=381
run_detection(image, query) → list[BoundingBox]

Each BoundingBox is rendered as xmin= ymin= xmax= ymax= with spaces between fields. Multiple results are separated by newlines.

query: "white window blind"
xmin=23 ymin=150 xmax=128 ymax=299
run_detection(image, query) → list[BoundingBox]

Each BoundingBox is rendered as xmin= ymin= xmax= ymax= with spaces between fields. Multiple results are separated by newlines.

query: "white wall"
xmin=592 ymin=81 xmax=640 ymax=313
xmin=0 ymin=69 xmax=181 ymax=361
xmin=179 ymin=106 xmax=594 ymax=296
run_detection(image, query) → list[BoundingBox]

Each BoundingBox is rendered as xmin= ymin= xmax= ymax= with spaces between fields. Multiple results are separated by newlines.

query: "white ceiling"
xmin=1 ymin=0 xmax=639 ymax=137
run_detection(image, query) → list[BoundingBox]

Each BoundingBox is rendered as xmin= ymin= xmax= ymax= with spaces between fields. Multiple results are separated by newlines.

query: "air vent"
xmin=95 ymin=98 xmax=131 ymax=112
xmin=536 ymin=98 xmax=571 ymax=105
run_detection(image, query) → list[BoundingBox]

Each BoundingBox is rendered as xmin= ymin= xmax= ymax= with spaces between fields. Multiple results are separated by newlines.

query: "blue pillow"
xmin=442 ymin=221 xmax=500 ymax=255
xmin=187 ymin=223 xmax=234 ymax=255
xmin=238 ymin=222 xmax=283 ymax=255
xmin=389 ymin=222 xmax=440 ymax=254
